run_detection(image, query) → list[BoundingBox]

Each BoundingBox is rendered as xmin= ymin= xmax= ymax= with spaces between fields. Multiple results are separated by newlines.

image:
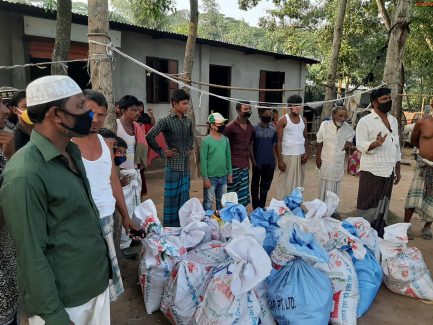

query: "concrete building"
xmin=0 ymin=1 xmax=318 ymax=128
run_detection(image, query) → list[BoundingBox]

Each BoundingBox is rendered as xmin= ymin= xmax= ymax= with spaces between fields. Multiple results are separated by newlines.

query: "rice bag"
xmin=250 ymin=208 xmax=281 ymax=254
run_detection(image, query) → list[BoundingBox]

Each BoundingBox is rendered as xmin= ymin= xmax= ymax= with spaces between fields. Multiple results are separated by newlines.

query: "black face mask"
xmin=260 ymin=116 xmax=272 ymax=124
xmin=379 ymin=100 xmax=392 ymax=113
xmin=242 ymin=111 xmax=252 ymax=118
xmin=139 ymin=112 xmax=151 ymax=124
xmin=217 ymin=125 xmax=226 ymax=133
xmin=60 ymin=109 xmax=94 ymax=136
xmin=114 ymin=156 xmax=127 ymax=166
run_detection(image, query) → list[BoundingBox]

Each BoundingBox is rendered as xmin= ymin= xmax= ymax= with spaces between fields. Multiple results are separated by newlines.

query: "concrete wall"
xmin=0 ymin=11 xmax=27 ymax=89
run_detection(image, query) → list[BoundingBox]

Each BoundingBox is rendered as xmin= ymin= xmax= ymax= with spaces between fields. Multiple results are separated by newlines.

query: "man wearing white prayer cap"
xmin=0 ymin=76 xmax=111 ymax=325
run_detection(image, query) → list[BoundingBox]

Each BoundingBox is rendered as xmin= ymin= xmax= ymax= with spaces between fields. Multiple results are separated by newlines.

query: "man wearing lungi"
xmin=275 ymin=95 xmax=309 ymax=199
xmin=316 ymin=106 xmax=354 ymax=201
xmin=355 ymin=87 xmax=401 ymax=235
xmin=147 ymin=89 xmax=194 ymax=226
xmin=404 ymin=113 xmax=433 ymax=240
xmin=224 ymin=101 xmax=255 ymax=206
xmin=0 ymin=76 xmax=111 ymax=325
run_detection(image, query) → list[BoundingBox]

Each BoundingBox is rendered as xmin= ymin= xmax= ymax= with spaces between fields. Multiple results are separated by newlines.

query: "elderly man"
xmin=404 ymin=112 xmax=433 ymax=240
xmin=275 ymin=95 xmax=309 ymax=199
xmin=0 ymin=76 xmax=111 ymax=325
xmin=355 ymin=87 xmax=401 ymax=236
xmin=316 ymin=106 xmax=354 ymax=201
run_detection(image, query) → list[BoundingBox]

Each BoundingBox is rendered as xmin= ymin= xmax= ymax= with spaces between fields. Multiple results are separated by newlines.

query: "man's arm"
xmin=226 ymin=137 xmax=233 ymax=183
xmin=200 ymin=139 xmax=209 ymax=181
xmin=106 ymin=140 xmax=137 ymax=233
xmin=301 ymin=117 xmax=309 ymax=164
xmin=187 ymin=119 xmax=194 ymax=150
xmin=0 ymin=176 xmax=71 ymax=325
xmin=315 ymin=122 xmax=324 ymax=168
xmin=276 ymin=116 xmax=287 ymax=172
xmin=148 ymin=109 xmax=156 ymax=126
xmin=146 ymin=118 xmax=166 ymax=156
xmin=355 ymin=118 xmax=386 ymax=153
xmin=249 ymin=128 xmax=256 ymax=167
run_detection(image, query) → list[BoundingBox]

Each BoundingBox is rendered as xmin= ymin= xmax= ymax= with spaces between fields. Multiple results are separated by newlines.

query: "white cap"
xmin=26 ymin=75 xmax=82 ymax=107
xmin=208 ymin=112 xmax=227 ymax=124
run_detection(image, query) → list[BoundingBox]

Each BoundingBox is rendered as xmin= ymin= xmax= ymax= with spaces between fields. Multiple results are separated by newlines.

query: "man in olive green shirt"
xmin=0 ymin=76 xmax=111 ymax=325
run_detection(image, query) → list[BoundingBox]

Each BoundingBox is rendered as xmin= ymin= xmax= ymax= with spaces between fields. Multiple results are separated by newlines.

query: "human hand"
xmin=120 ymin=174 xmax=131 ymax=187
xmin=203 ymin=179 xmax=211 ymax=189
xmin=375 ymin=132 xmax=388 ymax=147
xmin=342 ymin=141 xmax=352 ymax=151
xmin=394 ymin=163 xmax=401 ymax=185
xmin=148 ymin=108 xmax=153 ymax=115
xmin=278 ymin=161 xmax=286 ymax=172
xmin=227 ymin=175 xmax=233 ymax=184
xmin=165 ymin=149 xmax=179 ymax=158
xmin=0 ymin=130 xmax=14 ymax=146
xmin=316 ymin=156 xmax=322 ymax=169
xmin=301 ymin=153 xmax=308 ymax=164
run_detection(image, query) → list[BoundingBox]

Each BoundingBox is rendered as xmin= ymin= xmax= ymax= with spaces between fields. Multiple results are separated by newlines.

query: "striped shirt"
xmin=146 ymin=112 xmax=194 ymax=172
xmin=356 ymin=111 xmax=401 ymax=177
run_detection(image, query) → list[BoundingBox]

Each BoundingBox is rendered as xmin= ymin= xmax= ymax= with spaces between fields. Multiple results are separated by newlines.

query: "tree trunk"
xmin=51 ymin=0 xmax=72 ymax=75
xmin=376 ymin=0 xmax=391 ymax=30
xmin=88 ymin=0 xmax=116 ymax=132
xmin=382 ymin=0 xmax=412 ymax=124
xmin=322 ymin=0 xmax=348 ymax=119
xmin=183 ymin=0 xmax=200 ymax=178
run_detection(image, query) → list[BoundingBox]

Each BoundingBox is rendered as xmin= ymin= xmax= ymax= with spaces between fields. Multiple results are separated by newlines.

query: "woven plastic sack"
xmin=343 ymin=217 xmax=380 ymax=261
xmin=250 ymin=208 xmax=281 ymax=254
xmin=268 ymin=224 xmax=333 ymax=325
xmin=283 ymin=187 xmax=305 ymax=218
xmin=379 ymin=223 xmax=433 ymax=300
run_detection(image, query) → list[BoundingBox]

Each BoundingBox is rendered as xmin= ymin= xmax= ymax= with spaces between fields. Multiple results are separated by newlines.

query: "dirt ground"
xmin=111 ymin=147 xmax=433 ymax=325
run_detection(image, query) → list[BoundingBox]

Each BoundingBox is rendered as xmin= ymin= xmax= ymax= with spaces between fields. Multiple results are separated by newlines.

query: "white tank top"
xmin=82 ymin=134 xmax=116 ymax=218
xmin=116 ymin=119 xmax=137 ymax=170
xmin=281 ymin=114 xmax=306 ymax=155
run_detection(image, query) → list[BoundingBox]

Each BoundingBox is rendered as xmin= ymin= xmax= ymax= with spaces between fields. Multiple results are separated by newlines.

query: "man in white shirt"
xmin=316 ymin=106 xmax=354 ymax=201
xmin=275 ymin=95 xmax=309 ymax=199
xmin=355 ymin=87 xmax=401 ymax=236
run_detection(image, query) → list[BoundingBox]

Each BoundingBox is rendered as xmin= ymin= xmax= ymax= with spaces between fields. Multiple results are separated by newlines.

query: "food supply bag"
xmin=192 ymin=223 xmax=274 ymax=325
xmin=250 ymin=208 xmax=281 ymax=254
xmin=133 ymin=200 xmax=186 ymax=314
xmin=268 ymin=224 xmax=333 ymax=325
xmin=342 ymin=222 xmax=382 ymax=316
xmin=219 ymin=203 xmax=248 ymax=239
xmin=160 ymin=240 xmax=228 ymax=325
xmin=379 ymin=223 xmax=433 ymax=300
xmin=283 ymin=187 xmax=305 ymax=218
xmin=343 ymin=217 xmax=380 ymax=261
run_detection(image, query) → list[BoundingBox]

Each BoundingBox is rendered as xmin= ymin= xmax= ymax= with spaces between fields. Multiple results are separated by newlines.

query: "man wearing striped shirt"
xmin=355 ymin=87 xmax=401 ymax=236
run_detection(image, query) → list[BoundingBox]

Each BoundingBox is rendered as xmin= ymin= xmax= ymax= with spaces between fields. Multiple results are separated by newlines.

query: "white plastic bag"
xmin=343 ymin=217 xmax=380 ymax=261
xmin=379 ymin=223 xmax=433 ymax=300
xmin=192 ymin=233 xmax=273 ymax=324
xmin=178 ymin=198 xmax=205 ymax=227
xmin=221 ymin=192 xmax=238 ymax=207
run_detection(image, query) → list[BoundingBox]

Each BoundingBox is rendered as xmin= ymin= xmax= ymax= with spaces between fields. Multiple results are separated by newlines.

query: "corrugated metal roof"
xmin=0 ymin=0 xmax=319 ymax=64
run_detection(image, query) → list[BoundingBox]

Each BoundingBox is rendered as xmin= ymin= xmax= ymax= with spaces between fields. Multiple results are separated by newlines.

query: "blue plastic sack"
xmin=283 ymin=187 xmax=305 ymax=218
xmin=342 ymin=222 xmax=383 ymax=317
xmin=268 ymin=225 xmax=332 ymax=325
xmin=219 ymin=203 xmax=248 ymax=223
xmin=250 ymin=208 xmax=280 ymax=254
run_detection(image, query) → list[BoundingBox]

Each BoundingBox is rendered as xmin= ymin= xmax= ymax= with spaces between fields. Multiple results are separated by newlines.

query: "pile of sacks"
xmin=133 ymin=188 xmax=433 ymax=325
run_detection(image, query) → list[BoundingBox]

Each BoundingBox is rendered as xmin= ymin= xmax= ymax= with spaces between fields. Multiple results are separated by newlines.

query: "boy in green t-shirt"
xmin=200 ymin=113 xmax=232 ymax=210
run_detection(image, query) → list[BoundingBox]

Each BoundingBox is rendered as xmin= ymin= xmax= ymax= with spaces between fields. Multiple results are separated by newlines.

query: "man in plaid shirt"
xmin=146 ymin=89 xmax=194 ymax=226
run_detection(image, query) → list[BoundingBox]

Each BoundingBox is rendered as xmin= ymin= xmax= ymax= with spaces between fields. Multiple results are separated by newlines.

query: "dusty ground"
xmin=111 ymin=148 xmax=433 ymax=325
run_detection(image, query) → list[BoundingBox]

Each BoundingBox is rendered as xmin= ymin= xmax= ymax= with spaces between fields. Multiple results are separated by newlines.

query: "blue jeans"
xmin=203 ymin=176 xmax=228 ymax=211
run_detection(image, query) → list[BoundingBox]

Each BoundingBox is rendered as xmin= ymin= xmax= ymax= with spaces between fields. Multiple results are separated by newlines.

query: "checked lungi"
xmin=405 ymin=157 xmax=433 ymax=223
xmin=100 ymin=214 xmax=124 ymax=301
xmin=228 ymin=167 xmax=250 ymax=206
xmin=163 ymin=167 xmax=190 ymax=226
xmin=356 ymin=170 xmax=394 ymax=236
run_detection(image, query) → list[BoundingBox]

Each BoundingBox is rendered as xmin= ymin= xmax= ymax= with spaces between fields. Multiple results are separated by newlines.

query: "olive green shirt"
xmin=0 ymin=130 xmax=110 ymax=325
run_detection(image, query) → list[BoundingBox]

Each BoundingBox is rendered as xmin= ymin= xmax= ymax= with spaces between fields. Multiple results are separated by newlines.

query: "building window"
xmin=259 ymin=70 xmax=285 ymax=104
xmin=146 ymin=57 xmax=178 ymax=103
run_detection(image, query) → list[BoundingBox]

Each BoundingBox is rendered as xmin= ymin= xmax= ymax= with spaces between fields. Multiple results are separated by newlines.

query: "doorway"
xmin=208 ymin=65 xmax=231 ymax=118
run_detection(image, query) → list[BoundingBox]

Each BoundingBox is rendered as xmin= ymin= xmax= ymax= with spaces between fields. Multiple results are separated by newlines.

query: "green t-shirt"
xmin=200 ymin=134 xmax=232 ymax=179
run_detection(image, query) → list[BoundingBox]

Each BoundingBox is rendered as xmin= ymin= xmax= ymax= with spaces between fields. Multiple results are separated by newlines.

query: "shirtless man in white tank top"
xmin=73 ymin=90 xmax=139 ymax=302
xmin=275 ymin=94 xmax=309 ymax=199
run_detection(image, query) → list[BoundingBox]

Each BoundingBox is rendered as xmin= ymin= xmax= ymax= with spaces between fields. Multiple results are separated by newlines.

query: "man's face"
xmin=262 ymin=110 xmax=272 ymax=119
xmin=333 ymin=110 xmax=348 ymax=126
xmin=123 ymin=105 xmax=140 ymax=121
xmin=273 ymin=110 xmax=279 ymax=122
xmin=0 ymin=100 xmax=9 ymax=129
xmin=238 ymin=104 xmax=251 ymax=118
xmin=374 ymin=94 xmax=391 ymax=108
xmin=173 ymin=99 xmax=189 ymax=114
xmin=289 ymin=105 xmax=302 ymax=116
xmin=13 ymin=98 xmax=27 ymax=116
xmin=138 ymin=104 xmax=144 ymax=114
xmin=115 ymin=146 xmax=127 ymax=157
xmin=56 ymin=94 xmax=91 ymax=137
xmin=87 ymin=99 xmax=108 ymax=134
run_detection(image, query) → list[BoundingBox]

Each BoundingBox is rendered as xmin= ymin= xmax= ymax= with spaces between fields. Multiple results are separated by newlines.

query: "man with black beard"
xmin=355 ymin=87 xmax=401 ymax=236
xmin=0 ymin=76 xmax=111 ymax=325
xmin=224 ymin=101 xmax=255 ymax=206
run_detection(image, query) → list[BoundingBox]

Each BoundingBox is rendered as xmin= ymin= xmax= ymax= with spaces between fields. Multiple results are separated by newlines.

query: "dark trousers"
xmin=251 ymin=164 xmax=275 ymax=209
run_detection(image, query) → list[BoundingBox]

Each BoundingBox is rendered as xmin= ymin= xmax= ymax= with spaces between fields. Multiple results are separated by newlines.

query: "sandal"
xmin=407 ymin=227 xmax=415 ymax=240
xmin=421 ymin=226 xmax=432 ymax=240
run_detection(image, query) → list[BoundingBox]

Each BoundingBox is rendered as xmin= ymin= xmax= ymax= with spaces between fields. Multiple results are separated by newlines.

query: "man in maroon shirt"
xmin=224 ymin=101 xmax=255 ymax=206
